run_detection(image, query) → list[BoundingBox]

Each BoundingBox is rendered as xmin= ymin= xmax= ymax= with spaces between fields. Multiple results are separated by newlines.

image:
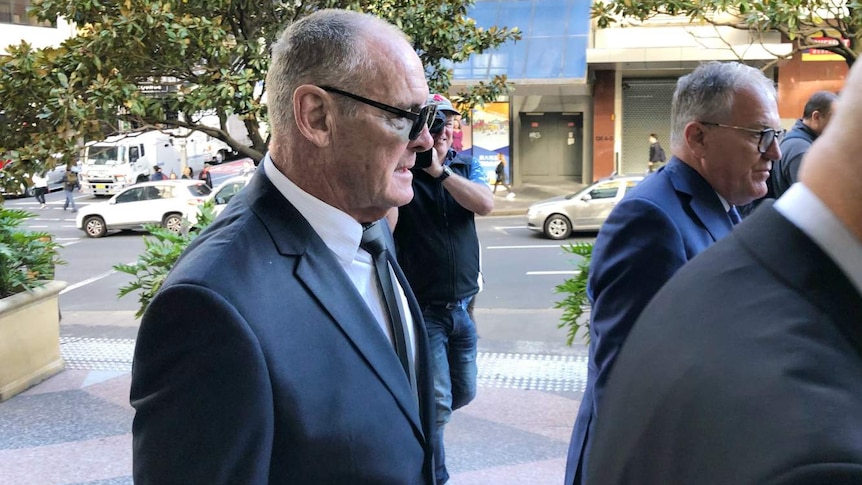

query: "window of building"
xmin=452 ymin=0 xmax=591 ymax=81
xmin=0 ymin=0 xmax=53 ymax=27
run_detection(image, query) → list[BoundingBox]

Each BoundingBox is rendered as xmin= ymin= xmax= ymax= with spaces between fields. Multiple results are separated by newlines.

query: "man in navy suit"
xmin=565 ymin=61 xmax=784 ymax=485
xmin=131 ymin=10 xmax=439 ymax=484
xmin=586 ymin=60 xmax=862 ymax=485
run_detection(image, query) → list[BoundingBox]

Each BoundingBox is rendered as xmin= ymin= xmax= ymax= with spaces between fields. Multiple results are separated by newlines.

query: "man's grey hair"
xmin=266 ymin=9 xmax=409 ymax=138
xmin=670 ymin=62 xmax=776 ymax=151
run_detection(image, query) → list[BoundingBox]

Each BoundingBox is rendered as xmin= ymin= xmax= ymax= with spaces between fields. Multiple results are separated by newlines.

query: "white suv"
xmin=76 ymin=180 xmax=211 ymax=238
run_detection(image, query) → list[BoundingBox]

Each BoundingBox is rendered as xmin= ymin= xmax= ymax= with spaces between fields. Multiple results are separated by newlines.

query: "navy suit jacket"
xmin=566 ymin=157 xmax=735 ymax=484
xmin=131 ymin=166 xmax=436 ymax=484
xmin=587 ymin=205 xmax=862 ymax=484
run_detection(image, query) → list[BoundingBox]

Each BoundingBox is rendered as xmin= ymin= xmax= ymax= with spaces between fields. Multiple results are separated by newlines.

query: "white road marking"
xmin=59 ymin=260 xmax=135 ymax=294
xmin=527 ymin=270 xmax=581 ymax=275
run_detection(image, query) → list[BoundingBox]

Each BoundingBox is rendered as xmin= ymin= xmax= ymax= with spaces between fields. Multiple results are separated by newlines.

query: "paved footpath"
xmin=0 ymin=308 xmax=588 ymax=485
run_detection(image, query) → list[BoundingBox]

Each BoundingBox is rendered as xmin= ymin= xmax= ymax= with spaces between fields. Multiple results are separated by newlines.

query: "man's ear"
xmin=294 ymin=85 xmax=334 ymax=147
xmin=684 ymin=121 xmax=709 ymax=159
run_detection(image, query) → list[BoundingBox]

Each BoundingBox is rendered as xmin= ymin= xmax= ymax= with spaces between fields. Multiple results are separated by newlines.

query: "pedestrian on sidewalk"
xmin=32 ymin=172 xmax=49 ymax=208
xmin=391 ymin=93 xmax=494 ymax=485
xmin=565 ymin=61 xmax=782 ymax=485
xmin=493 ymin=152 xmax=515 ymax=199
xmin=130 ymin=9 xmax=437 ymax=484
xmin=647 ymin=133 xmax=667 ymax=173
xmin=62 ymin=167 xmax=79 ymax=212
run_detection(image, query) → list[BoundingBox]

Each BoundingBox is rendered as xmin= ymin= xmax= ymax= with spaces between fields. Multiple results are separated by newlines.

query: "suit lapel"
xmin=244 ymin=171 xmax=425 ymax=439
xmin=665 ymin=158 xmax=733 ymax=242
xmin=737 ymin=207 xmax=862 ymax=355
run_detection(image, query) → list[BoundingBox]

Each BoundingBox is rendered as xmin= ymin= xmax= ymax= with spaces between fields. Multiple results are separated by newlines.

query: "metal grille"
xmin=59 ymin=338 xmax=589 ymax=393
xmin=621 ymin=79 xmax=677 ymax=174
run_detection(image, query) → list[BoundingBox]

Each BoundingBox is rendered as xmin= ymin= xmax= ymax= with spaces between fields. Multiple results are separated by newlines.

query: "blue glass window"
xmin=455 ymin=0 xmax=590 ymax=81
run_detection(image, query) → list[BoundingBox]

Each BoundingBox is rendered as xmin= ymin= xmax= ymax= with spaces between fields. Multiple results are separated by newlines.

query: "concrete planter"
xmin=0 ymin=280 xmax=67 ymax=402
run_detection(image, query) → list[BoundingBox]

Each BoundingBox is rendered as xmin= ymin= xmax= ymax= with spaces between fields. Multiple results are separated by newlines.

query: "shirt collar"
xmin=263 ymin=154 xmax=363 ymax=268
xmin=775 ymin=183 xmax=862 ymax=295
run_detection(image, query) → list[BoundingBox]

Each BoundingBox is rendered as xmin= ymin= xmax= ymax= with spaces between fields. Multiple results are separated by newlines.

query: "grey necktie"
xmin=360 ymin=221 xmax=417 ymax=392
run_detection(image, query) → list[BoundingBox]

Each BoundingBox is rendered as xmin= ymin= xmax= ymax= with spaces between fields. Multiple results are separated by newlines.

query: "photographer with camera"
xmin=390 ymin=94 xmax=494 ymax=484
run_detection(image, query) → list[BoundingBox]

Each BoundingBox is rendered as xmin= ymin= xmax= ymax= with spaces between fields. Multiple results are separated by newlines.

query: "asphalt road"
xmin=9 ymin=189 xmax=595 ymax=340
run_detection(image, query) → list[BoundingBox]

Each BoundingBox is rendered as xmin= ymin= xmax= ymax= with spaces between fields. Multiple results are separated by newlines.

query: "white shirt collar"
xmin=774 ymin=183 xmax=862 ymax=295
xmin=262 ymin=154 xmax=365 ymax=269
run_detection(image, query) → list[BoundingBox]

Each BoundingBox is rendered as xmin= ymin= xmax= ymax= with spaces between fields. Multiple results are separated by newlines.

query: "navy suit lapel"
xmin=243 ymin=171 xmax=425 ymax=440
xmin=665 ymin=158 xmax=733 ymax=242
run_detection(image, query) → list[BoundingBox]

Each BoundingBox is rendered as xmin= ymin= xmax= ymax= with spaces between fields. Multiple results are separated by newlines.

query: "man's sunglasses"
xmin=699 ymin=121 xmax=786 ymax=154
xmin=319 ymin=86 xmax=437 ymax=141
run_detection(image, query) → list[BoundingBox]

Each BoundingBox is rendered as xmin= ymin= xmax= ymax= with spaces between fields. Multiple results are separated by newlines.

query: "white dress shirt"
xmin=262 ymin=155 xmax=417 ymax=359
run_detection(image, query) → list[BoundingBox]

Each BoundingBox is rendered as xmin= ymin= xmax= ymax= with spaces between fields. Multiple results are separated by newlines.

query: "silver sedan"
xmin=526 ymin=174 xmax=644 ymax=239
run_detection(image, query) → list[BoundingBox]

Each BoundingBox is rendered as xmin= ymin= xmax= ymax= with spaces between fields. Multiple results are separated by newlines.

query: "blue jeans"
xmin=423 ymin=298 xmax=478 ymax=484
xmin=63 ymin=189 xmax=76 ymax=210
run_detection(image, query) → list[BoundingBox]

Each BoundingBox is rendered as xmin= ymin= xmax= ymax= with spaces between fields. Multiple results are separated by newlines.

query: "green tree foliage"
xmin=592 ymin=0 xmax=860 ymax=66
xmin=0 ymin=1 xmax=519 ymax=184
xmin=554 ymin=242 xmax=593 ymax=346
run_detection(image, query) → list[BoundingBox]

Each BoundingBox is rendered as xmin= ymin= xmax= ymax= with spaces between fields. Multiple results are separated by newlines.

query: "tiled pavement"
xmin=0 ymin=308 xmax=588 ymax=485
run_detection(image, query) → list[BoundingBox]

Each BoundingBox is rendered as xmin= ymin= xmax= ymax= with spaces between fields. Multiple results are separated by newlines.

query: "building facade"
xmin=457 ymin=1 xmax=849 ymax=185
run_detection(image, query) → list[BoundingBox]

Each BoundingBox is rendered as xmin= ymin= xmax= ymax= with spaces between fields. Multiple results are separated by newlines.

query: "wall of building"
xmin=1 ymin=20 xmax=74 ymax=53
xmin=776 ymin=53 xmax=848 ymax=123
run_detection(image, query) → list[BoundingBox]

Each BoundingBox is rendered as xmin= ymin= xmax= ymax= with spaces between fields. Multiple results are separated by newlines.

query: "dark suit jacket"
xmin=587 ymin=206 xmax=862 ymax=484
xmin=566 ymin=157 xmax=735 ymax=484
xmin=131 ymin=167 xmax=436 ymax=484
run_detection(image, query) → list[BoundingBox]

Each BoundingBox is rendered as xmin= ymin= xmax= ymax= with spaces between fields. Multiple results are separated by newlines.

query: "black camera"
xmin=416 ymin=111 xmax=448 ymax=168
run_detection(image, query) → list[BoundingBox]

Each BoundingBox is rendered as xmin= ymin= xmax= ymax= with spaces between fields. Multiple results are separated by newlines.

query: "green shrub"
xmin=0 ymin=207 xmax=64 ymax=298
xmin=554 ymin=242 xmax=593 ymax=346
xmin=114 ymin=202 xmax=216 ymax=318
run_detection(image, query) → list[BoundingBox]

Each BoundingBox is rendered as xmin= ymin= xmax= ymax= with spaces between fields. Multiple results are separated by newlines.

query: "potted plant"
xmin=0 ymin=207 xmax=66 ymax=402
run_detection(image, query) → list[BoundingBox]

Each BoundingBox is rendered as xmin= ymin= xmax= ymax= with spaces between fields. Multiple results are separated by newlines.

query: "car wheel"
xmin=136 ymin=174 xmax=149 ymax=184
xmin=25 ymin=186 xmax=36 ymax=198
xmin=163 ymin=213 xmax=183 ymax=233
xmin=84 ymin=216 xmax=107 ymax=238
xmin=215 ymin=150 xmax=228 ymax=164
xmin=544 ymin=214 xmax=572 ymax=240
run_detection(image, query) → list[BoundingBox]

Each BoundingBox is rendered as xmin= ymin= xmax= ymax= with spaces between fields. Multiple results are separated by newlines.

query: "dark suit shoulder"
xmin=588 ymin=210 xmax=862 ymax=485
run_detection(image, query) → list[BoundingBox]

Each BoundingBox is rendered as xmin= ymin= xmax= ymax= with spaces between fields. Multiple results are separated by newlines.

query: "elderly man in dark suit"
xmin=131 ymin=9 xmax=440 ymax=484
xmin=565 ymin=61 xmax=784 ymax=485
xmin=586 ymin=59 xmax=862 ymax=485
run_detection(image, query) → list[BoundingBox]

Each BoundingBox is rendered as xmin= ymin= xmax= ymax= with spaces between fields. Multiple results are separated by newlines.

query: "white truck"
xmin=80 ymin=130 xmax=232 ymax=196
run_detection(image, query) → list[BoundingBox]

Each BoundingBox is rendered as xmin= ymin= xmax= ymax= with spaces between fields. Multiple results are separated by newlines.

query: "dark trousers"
xmin=34 ymin=187 xmax=47 ymax=204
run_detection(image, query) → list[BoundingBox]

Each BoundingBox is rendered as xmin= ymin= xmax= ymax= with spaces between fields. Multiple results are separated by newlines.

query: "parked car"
xmin=208 ymin=174 xmax=252 ymax=217
xmin=75 ymin=180 xmax=211 ymax=238
xmin=526 ymin=174 xmax=645 ymax=240
xmin=0 ymin=161 xmax=70 ymax=198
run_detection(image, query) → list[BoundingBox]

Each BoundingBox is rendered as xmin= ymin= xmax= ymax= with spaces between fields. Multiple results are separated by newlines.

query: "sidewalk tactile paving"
xmin=60 ymin=337 xmax=136 ymax=372
xmin=59 ymin=338 xmax=589 ymax=392
xmin=478 ymin=352 xmax=588 ymax=392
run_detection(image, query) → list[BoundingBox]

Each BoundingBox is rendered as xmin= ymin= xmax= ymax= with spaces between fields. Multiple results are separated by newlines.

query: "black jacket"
xmin=394 ymin=151 xmax=480 ymax=305
xmin=772 ymin=119 xmax=817 ymax=198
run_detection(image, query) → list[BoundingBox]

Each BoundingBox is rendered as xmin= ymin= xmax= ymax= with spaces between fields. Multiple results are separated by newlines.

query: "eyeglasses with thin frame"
xmin=699 ymin=121 xmax=786 ymax=154
xmin=318 ymin=86 xmax=436 ymax=141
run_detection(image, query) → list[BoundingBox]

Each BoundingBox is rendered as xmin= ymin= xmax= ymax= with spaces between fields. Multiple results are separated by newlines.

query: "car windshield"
xmin=87 ymin=146 xmax=124 ymax=166
xmin=186 ymin=184 xmax=212 ymax=196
